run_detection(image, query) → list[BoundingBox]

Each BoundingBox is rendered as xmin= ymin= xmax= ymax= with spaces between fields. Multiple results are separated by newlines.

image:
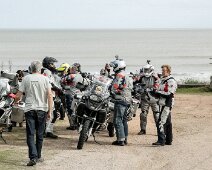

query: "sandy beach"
xmin=0 ymin=93 xmax=212 ymax=170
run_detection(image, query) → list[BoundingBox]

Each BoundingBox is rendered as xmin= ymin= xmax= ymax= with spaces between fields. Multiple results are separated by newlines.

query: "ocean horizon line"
xmin=0 ymin=28 xmax=212 ymax=32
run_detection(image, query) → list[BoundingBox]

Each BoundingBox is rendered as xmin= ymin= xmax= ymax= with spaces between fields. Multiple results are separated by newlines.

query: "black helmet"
xmin=73 ymin=63 xmax=81 ymax=73
xmin=100 ymin=69 xmax=106 ymax=76
xmin=42 ymin=56 xmax=58 ymax=72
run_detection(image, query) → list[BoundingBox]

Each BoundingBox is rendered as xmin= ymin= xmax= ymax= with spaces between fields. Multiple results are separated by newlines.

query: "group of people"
xmin=106 ymin=57 xmax=177 ymax=147
xmin=1 ymin=56 xmax=177 ymax=166
xmin=133 ymin=61 xmax=178 ymax=146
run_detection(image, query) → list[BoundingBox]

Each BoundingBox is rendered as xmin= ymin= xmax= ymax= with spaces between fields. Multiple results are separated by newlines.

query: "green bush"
xmin=183 ymin=78 xmax=207 ymax=85
xmin=177 ymin=87 xmax=212 ymax=94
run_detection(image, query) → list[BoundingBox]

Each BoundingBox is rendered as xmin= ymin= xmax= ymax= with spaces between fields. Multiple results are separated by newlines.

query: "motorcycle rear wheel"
xmin=107 ymin=122 xmax=115 ymax=137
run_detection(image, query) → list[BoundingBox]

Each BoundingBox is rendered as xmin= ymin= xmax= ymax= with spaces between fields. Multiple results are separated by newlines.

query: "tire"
xmin=107 ymin=122 xmax=115 ymax=137
xmin=77 ymin=119 xmax=91 ymax=149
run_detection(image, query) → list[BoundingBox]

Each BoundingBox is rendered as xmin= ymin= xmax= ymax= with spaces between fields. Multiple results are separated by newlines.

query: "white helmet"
xmin=109 ymin=56 xmax=126 ymax=72
xmin=143 ymin=60 xmax=154 ymax=77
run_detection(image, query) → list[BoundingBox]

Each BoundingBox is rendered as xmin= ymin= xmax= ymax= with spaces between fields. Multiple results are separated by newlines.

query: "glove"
xmin=149 ymin=90 xmax=159 ymax=98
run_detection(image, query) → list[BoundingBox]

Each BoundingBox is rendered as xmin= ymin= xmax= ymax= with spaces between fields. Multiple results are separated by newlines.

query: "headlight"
xmin=95 ymin=86 xmax=103 ymax=95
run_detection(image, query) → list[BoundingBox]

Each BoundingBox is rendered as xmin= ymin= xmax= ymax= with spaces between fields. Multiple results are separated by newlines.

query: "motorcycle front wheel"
xmin=77 ymin=119 xmax=91 ymax=149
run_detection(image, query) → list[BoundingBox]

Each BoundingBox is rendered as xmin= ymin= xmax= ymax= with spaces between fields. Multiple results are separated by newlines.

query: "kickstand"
xmin=0 ymin=129 xmax=7 ymax=144
xmin=92 ymin=134 xmax=102 ymax=145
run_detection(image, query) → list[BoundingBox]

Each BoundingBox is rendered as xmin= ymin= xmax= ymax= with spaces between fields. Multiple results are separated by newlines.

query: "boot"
xmin=165 ymin=141 xmax=172 ymax=145
xmin=27 ymin=159 xmax=37 ymax=166
xmin=124 ymin=138 xmax=128 ymax=145
xmin=138 ymin=129 xmax=146 ymax=135
xmin=66 ymin=115 xmax=77 ymax=130
xmin=152 ymin=141 xmax=165 ymax=146
xmin=45 ymin=122 xmax=58 ymax=139
xmin=45 ymin=132 xmax=58 ymax=139
xmin=112 ymin=141 xmax=125 ymax=146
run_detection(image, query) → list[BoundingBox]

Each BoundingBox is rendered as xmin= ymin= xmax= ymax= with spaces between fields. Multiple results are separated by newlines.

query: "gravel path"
xmin=38 ymin=94 xmax=212 ymax=170
xmin=1 ymin=94 xmax=212 ymax=170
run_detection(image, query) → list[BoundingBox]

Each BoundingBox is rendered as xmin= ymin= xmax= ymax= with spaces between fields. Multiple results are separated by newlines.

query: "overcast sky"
xmin=0 ymin=0 xmax=212 ymax=29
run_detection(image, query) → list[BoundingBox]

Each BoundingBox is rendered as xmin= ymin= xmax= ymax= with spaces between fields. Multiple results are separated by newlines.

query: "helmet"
xmin=73 ymin=63 xmax=81 ymax=73
xmin=105 ymin=63 xmax=110 ymax=71
xmin=109 ymin=56 xmax=126 ymax=73
xmin=68 ymin=65 xmax=78 ymax=74
xmin=143 ymin=60 xmax=154 ymax=77
xmin=57 ymin=63 xmax=70 ymax=73
xmin=100 ymin=69 xmax=106 ymax=76
xmin=42 ymin=56 xmax=58 ymax=72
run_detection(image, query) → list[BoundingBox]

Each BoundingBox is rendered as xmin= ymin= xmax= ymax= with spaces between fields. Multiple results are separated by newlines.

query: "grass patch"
xmin=0 ymin=150 xmax=11 ymax=160
xmin=177 ymin=86 xmax=212 ymax=94
xmin=0 ymin=149 xmax=28 ymax=170
xmin=0 ymin=123 xmax=69 ymax=169
xmin=183 ymin=78 xmax=207 ymax=85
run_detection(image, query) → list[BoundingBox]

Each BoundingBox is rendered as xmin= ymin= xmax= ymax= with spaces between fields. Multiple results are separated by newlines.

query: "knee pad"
xmin=153 ymin=112 xmax=160 ymax=122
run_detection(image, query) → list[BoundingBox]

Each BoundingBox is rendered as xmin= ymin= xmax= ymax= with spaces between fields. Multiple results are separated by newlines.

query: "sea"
xmin=0 ymin=29 xmax=212 ymax=83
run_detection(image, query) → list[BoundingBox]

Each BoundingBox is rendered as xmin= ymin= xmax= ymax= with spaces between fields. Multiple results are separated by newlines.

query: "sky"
xmin=0 ymin=0 xmax=212 ymax=29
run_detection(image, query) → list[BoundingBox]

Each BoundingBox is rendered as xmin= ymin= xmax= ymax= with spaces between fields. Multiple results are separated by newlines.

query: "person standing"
xmin=15 ymin=61 xmax=53 ymax=166
xmin=42 ymin=56 xmax=59 ymax=138
xmin=134 ymin=61 xmax=160 ymax=135
xmin=61 ymin=65 xmax=83 ymax=130
xmin=110 ymin=56 xmax=133 ymax=146
xmin=57 ymin=63 xmax=70 ymax=120
xmin=151 ymin=65 xmax=177 ymax=146
xmin=9 ymin=70 xmax=25 ymax=130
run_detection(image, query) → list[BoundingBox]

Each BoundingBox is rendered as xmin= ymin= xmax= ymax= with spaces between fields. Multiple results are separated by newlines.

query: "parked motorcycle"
xmin=0 ymin=93 xmax=16 ymax=143
xmin=75 ymin=75 xmax=112 ymax=149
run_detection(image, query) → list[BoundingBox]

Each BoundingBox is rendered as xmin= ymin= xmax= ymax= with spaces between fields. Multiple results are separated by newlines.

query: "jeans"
xmin=113 ymin=102 xmax=128 ymax=141
xmin=25 ymin=110 xmax=46 ymax=160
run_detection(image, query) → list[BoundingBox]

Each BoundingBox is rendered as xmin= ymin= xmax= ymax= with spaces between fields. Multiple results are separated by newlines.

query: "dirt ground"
xmin=0 ymin=93 xmax=212 ymax=170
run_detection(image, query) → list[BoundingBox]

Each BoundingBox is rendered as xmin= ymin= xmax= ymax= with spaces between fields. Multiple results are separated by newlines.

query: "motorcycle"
xmin=75 ymin=75 xmax=112 ymax=149
xmin=0 ymin=93 xmax=16 ymax=143
xmin=63 ymin=73 xmax=91 ymax=115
